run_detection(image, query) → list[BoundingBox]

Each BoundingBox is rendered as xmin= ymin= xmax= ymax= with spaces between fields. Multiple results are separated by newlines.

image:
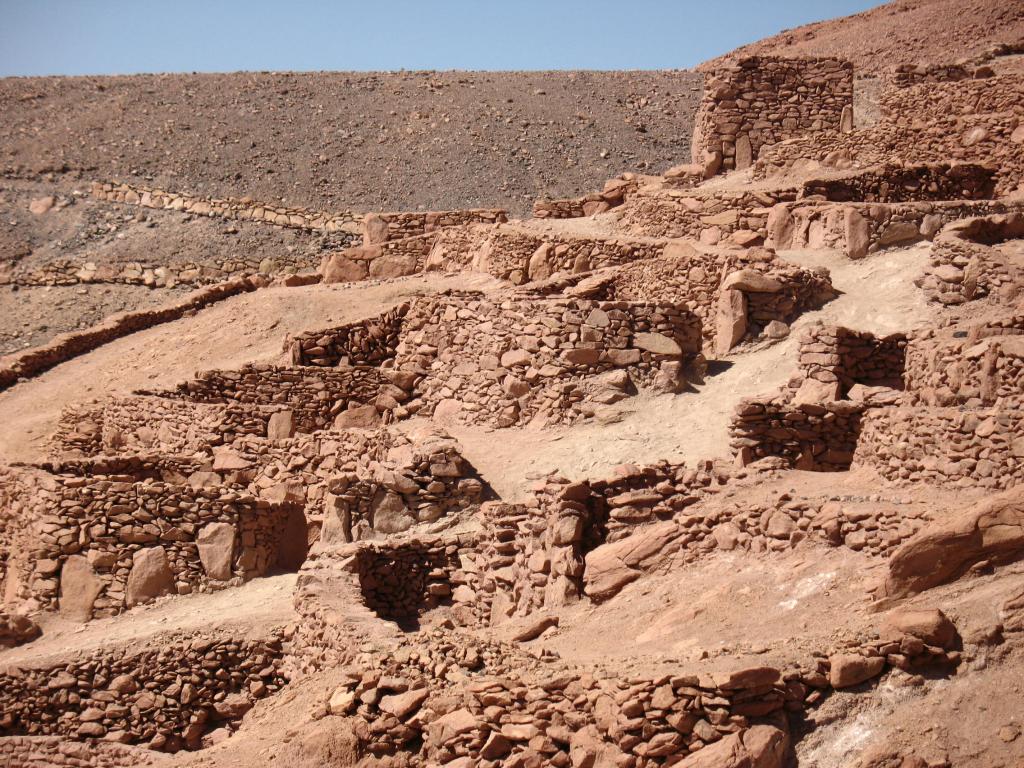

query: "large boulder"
xmin=196 ymin=522 xmax=235 ymax=581
xmin=678 ymin=724 xmax=788 ymax=767
xmin=59 ymin=555 xmax=103 ymax=622
xmin=721 ymin=269 xmax=782 ymax=293
xmin=715 ymin=289 xmax=747 ymax=355
xmin=884 ymin=487 xmax=1024 ymax=598
xmin=125 ymin=547 xmax=174 ymax=607
xmin=880 ymin=608 xmax=958 ymax=649
xmin=584 ymin=521 xmax=681 ymax=601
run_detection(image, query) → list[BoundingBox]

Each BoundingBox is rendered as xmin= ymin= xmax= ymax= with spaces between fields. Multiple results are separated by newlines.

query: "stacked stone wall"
xmin=904 ymin=328 xmax=1024 ymax=407
xmin=0 ymin=737 xmax=157 ymax=767
xmin=362 ymin=209 xmax=507 ymax=244
xmin=693 ymin=56 xmax=853 ymax=175
xmin=91 ymin=181 xmax=361 ymax=234
xmin=799 ymin=162 xmax=995 ymax=203
xmin=798 ymin=325 xmax=907 ymax=394
xmin=288 ymin=304 xmax=408 ymax=367
xmin=768 ymin=199 xmax=1024 ymax=259
xmin=142 ymin=364 xmax=387 ymax=433
xmin=919 ymin=212 xmax=1024 ymax=303
xmin=755 ymin=74 xmax=1024 ymax=196
xmin=0 ymin=633 xmax=286 ymax=751
xmin=5 ymin=467 xmax=296 ymax=619
xmin=392 ymin=292 xmax=703 ymax=427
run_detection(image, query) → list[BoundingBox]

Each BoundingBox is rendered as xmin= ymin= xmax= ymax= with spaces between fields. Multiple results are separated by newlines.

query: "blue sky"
xmin=0 ymin=0 xmax=881 ymax=77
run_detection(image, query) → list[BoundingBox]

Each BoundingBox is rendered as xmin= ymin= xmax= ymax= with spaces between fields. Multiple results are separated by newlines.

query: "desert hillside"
xmin=2 ymin=2 xmax=1024 ymax=768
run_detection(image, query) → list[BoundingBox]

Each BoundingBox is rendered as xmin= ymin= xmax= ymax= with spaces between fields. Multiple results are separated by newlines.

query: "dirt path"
xmin=0 ymin=271 xmax=503 ymax=462
xmin=449 ymin=243 xmax=936 ymax=499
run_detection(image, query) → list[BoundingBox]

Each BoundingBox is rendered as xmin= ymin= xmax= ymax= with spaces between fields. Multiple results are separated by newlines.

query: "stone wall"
xmin=0 ymin=632 xmax=286 ymax=751
xmin=797 ymin=325 xmax=907 ymax=395
xmin=532 ymin=174 xmax=648 ymax=219
xmin=767 ymin=199 xmax=1024 ymax=259
xmin=0 ymin=737 xmax=158 ymax=767
xmin=91 ymin=181 xmax=362 ymax=234
xmin=288 ymin=304 xmax=408 ymax=367
xmin=3 ymin=465 xmax=297 ymax=619
xmin=853 ymin=406 xmax=1024 ymax=488
xmin=692 ymin=56 xmax=853 ymax=175
xmin=362 ymin=209 xmax=507 ymax=244
xmin=799 ymin=162 xmax=995 ymax=203
xmin=904 ymin=326 xmax=1024 ymax=408
xmin=142 ymin=364 xmax=388 ymax=433
xmin=755 ymin=74 xmax=1024 ymax=196
xmin=619 ymin=187 xmax=799 ymax=244
xmin=392 ymin=292 xmax=704 ymax=427
xmin=0 ymin=276 xmax=265 ymax=392
xmin=919 ymin=212 xmax=1024 ymax=304
xmin=52 ymin=396 xmax=270 ymax=457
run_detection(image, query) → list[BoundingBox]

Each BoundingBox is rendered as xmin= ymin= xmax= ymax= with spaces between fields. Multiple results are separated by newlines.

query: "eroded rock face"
xmin=884 ymin=487 xmax=1024 ymax=598
xmin=125 ymin=547 xmax=174 ymax=607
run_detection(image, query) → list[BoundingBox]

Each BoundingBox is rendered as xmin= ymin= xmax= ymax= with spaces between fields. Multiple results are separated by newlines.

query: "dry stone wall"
xmin=919 ymin=212 xmax=1024 ymax=304
xmin=693 ymin=56 xmax=853 ymax=175
xmin=797 ymin=325 xmax=907 ymax=394
xmin=4 ymin=465 xmax=296 ymax=619
xmin=362 ymin=209 xmax=507 ymax=244
xmin=288 ymin=304 xmax=408 ymax=367
xmin=91 ymin=181 xmax=361 ymax=234
xmin=0 ymin=632 xmax=286 ymax=751
xmin=853 ymin=406 xmax=1024 ymax=489
xmin=755 ymin=74 xmax=1024 ymax=196
xmin=392 ymin=292 xmax=704 ymax=427
xmin=768 ymin=198 xmax=1024 ymax=259
xmin=0 ymin=737 xmax=159 ymax=767
xmin=141 ymin=364 xmax=387 ymax=433
xmin=799 ymin=162 xmax=995 ymax=203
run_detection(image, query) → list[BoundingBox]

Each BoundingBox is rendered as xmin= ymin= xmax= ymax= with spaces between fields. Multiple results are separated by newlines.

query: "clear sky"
xmin=0 ymin=0 xmax=881 ymax=77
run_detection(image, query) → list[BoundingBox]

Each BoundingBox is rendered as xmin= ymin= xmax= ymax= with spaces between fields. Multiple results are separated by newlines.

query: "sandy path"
xmin=0 ymin=272 xmax=502 ymax=462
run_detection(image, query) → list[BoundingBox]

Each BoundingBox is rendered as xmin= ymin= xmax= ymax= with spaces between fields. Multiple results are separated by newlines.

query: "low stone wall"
xmin=426 ymin=223 xmax=668 ymax=284
xmin=0 ymin=276 xmax=265 ymax=392
xmin=731 ymin=398 xmax=866 ymax=471
xmin=532 ymin=175 xmax=647 ymax=219
xmin=319 ymin=234 xmax=435 ymax=284
xmin=0 ymin=633 xmax=286 ymax=751
xmin=755 ymin=74 xmax=1024 ymax=196
xmin=362 ymin=209 xmax=507 ymax=244
xmin=4 ymin=465 xmax=296 ymax=619
xmin=392 ymin=292 xmax=704 ymax=427
xmin=693 ymin=56 xmax=853 ymax=175
xmin=354 ymin=536 xmax=468 ymax=620
xmin=799 ymin=162 xmax=995 ymax=203
xmin=288 ymin=304 xmax=408 ymax=367
xmin=890 ymin=63 xmax=987 ymax=87
xmin=619 ymin=187 xmax=799 ymax=244
xmin=141 ymin=364 xmax=388 ymax=433
xmin=91 ymin=181 xmax=361 ymax=234
xmin=52 ymin=397 xmax=270 ymax=457
xmin=0 ymin=737 xmax=159 ymax=767
xmin=767 ymin=199 xmax=1024 ymax=259
xmin=919 ymin=212 xmax=1024 ymax=304
xmin=798 ymin=325 xmax=907 ymax=395
xmin=853 ymin=406 xmax=1024 ymax=488
xmin=905 ymin=327 xmax=1024 ymax=408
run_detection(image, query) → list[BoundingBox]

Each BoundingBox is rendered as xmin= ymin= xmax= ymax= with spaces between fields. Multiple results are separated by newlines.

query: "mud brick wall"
xmin=853 ymin=407 xmax=1024 ymax=489
xmin=392 ymin=292 xmax=703 ymax=428
xmin=904 ymin=330 xmax=1024 ymax=408
xmin=619 ymin=187 xmax=799 ymax=244
xmin=799 ymin=326 xmax=907 ymax=394
xmin=10 ymin=469 xmax=294 ymax=618
xmin=354 ymin=537 xmax=468 ymax=620
xmin=362 ymin=209 xmax=507 ymax=244
xmin=0 ymin=633 xmax=286 ymax=751
xmin=731 ymin=398 xmax=866 ymax=471
xmin=693 ymin=56 xmax=853 ymax=174
xmin=91 ymin=181 xmax=362 ymax=234
xmin=288 ymin=304 xmax=408 ymax=367
xmin=755 ymin=74 xmax=1024 ymax=196
xmin=920 ymin=213 xmax=1024 ymax=304
xmin=767 ymin=199 xmax=1024 ymax=260
xmin=799 ymin=163 xmax=996 ymax=203
xmin=144 ymin=364 xmax=386 ymax=433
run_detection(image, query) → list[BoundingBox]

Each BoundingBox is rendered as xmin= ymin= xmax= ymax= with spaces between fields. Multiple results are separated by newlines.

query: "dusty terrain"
xmin=2 ymin=2 xmax=1024 ymax=768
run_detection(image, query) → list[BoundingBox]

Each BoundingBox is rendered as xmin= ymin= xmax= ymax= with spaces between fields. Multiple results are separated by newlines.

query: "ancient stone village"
xmin=1 ymin=1 xmax=1024 ymax=766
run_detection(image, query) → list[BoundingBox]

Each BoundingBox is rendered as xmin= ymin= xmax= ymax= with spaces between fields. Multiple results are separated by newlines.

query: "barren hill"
xmin=0 ymin=70 xmax=700 ymax=216
xmin=703 ymin=0 xmax=1024 ymax=74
